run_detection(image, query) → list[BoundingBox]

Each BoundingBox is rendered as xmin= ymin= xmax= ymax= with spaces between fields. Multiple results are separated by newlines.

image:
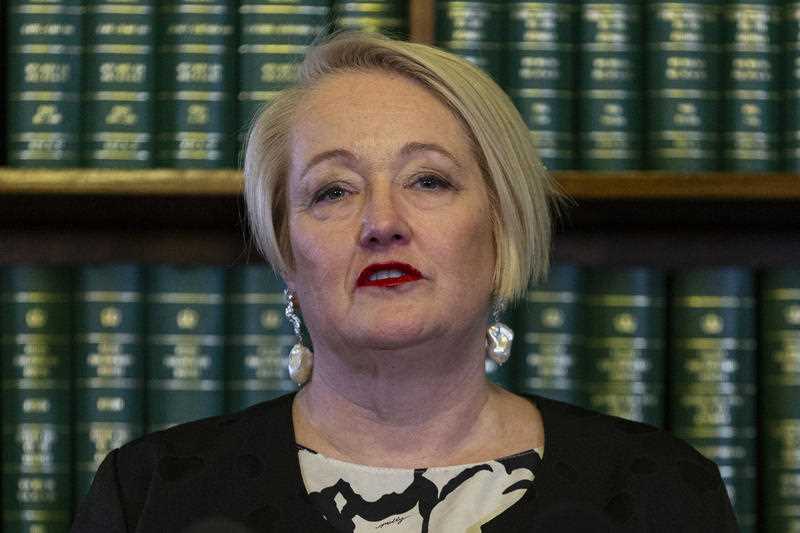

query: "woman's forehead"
xmin=289 ymin=70 xmax=476 ymax=161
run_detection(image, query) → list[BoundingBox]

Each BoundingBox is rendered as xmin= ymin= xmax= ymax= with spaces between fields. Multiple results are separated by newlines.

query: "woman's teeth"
xmin=369 ymin=269 xmax=405 ymax=281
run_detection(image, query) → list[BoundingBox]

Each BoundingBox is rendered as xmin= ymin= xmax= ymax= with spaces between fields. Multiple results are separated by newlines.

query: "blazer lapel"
xmin=221 ymin=393 xmax=335 ymax=532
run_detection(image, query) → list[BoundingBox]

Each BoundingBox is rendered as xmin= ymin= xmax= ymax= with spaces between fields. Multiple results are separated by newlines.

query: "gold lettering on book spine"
xmin=99 ymin=63 xmax=147 ymax=83
xmin=24 ymin=63 xmax=71 ymax=84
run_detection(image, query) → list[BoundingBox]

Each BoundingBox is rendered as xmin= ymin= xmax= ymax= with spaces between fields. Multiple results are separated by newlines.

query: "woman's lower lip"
xmin=358 ymin=274 xmax=421 ymax=287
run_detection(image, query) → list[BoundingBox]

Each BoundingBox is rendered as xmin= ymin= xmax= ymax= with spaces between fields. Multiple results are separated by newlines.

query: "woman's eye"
xmin=412 ymin=174 xmax=451 ymax=191
xmin=313 ymin=184 xmax=349 ymax=204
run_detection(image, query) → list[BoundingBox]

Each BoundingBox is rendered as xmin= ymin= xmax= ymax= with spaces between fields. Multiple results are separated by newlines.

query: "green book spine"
xmin=82 ymin=1 xmax=155 ymax=168
xmin=646 ymin=0 xmax=721 ymax=170
xmin=1 ymin=266 xmax=72 ymax=531
xmin=333 ymin=1 xmax=408 ymax=38
xmin=514 ymin=264 xmax=585 ymax=406
xmin=435 ymin=1 xmax=506 ymax=83
xmin=146 ymin=265 xmax=225 ymax=431
xmin=784 ymin=1 xmax=800 ymax=170
xmin=507 ymin=1 xmax=577 ymax=170
xmin=577 ymin=0 xmax=643 ymax=170
xmin=225 ymin=265 xmax=296 ymax=412
xmin=73 ymin=265 xmax=144 ymax=505
xmin=583 ymin=268 xmax=666 ymax=426
xmin=721 ymin=0 xmax=781 ymax=171
xmin=237 ymin=2 xmax=331 ymax=152
xmin=670 ymin=269 xmax=756 ymax=531
xmin=156 ymin=1 xmax=236 ymax=168
xmin=760 ymin=270 xmax=800 ymax=532
xmin=7 ymin=1 xmax=82 ymax=167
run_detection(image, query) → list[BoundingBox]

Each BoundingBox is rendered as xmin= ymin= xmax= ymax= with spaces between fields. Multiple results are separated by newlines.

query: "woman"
xmin=73 ymin=33 xmax=737 ymax=532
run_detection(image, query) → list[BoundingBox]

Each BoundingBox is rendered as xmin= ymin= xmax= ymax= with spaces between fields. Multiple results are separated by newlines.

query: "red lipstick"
xmin=357 ymin=262 xmax=423 ymax=288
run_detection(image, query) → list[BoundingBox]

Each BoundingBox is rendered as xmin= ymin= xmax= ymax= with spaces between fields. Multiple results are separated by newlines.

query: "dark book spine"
xmin=670 ymin=269 xmax=757 ymax=531
xmin=507 ymin=1 xmax=577 ymax=170
xmin=73 ymin=265 xmax=144 ymax=505
xmin=646 ymin=0 xmax=721 ymax=170
xmin=333 ymin=1 xmax=408 ymax=38
xmin=760 ymin=270 xmax=800 ymax=532
xmin=225 ymin=265 xmax=296 ymax=412
xmin=583 ymin=268 xmax=666 ymax=426
xmin=1 ymin=266 xmax=72 ymax=531
xmin=435 ymin=1 xmax=506 ymax=83
xmin=237 ymin=2 xmax=331 ymax=153
xmin=577 ymin=0 xmax=643 ymax=170
xmin=146 ymin=265 xmax=226 ymax=431
xmin=721 ymin=0 xmax=781 ymax=171
xmin=784 ymin=1 xmax=800 ymax=170
xmin=156 ymin=1 xmax=236 ymax=168
xmin=514 ymin=264 xmax=585 ymax=406
xmin=82 ymin=1 xmax=155 ymax=167
xmin=7 ymin=1 xmax=82 ymax=167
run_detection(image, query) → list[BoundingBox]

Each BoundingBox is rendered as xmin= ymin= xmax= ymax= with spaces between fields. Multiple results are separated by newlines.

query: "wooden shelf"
xmin=0 ymin=168 xmax=242 ymax=195
xmin=556 ymin=171 xmax=800 ymax=200
xmin=1 ymin=168 xmax=800 ymax=199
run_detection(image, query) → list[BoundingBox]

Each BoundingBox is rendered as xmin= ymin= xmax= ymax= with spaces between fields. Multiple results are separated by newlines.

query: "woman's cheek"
xmin=292 ymin=222 xmax=351 ymax=283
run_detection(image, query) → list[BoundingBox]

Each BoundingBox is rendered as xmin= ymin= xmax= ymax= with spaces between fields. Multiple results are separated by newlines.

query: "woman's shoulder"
xmin=73 ymin=393 xmax=305 ymax=532
xmin=508 ymin=394 xmax=738 ymax=531
xmin=528 ymin=393 xmax=713 ymax=468
xmin=116 ymin=392 xmax=296 ymax=466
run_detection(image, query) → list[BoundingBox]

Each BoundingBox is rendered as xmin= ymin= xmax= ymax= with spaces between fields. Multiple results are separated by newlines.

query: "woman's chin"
xmin=347 ymin=320 xmax=437 ymax=350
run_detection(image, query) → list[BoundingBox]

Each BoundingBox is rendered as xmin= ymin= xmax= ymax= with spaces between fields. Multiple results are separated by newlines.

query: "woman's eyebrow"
xmin=300 ymin=148 xmax=356 ymax=181
xmin=400 ymin=142 xmax=463 ymax=169
xmin=300 ymin=143 xmax=461 ymax=181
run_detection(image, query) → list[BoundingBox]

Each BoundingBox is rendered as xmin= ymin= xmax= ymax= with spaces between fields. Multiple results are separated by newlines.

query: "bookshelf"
xmin=3 ymin=2 xmax=799 ymax=531
xmin=1 ymin=0 xmax=797 ymax=266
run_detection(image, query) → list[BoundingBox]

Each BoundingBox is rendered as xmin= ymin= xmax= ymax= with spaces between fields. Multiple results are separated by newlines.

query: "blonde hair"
xmin=244 ymin=32 xmax=556 ymax=302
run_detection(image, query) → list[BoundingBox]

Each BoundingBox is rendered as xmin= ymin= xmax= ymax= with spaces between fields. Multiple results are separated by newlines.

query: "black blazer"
xmin=72 ymin=393 xmax=739 ymax=532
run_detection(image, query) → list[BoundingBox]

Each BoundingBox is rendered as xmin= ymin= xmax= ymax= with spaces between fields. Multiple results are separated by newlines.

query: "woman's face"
xmin=284 ymin=70 xmax=496 ymax=354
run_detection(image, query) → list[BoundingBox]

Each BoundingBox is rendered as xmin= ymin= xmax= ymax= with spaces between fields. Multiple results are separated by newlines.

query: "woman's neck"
xmin=290 ymin=331 xmax=536 ymax=468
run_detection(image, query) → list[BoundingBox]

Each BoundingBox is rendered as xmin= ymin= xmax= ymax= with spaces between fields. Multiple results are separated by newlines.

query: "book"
xmin=583 ymin=268 xmax=666 ymax=426
xmin=332 ymin=1 xmax=408 ymax=38
xmin=760 ymin=270 xmax=800 ymax=532
xmin=1 ymin=266 xmax=72 ymax=531
xmin=7 ymin=1 xmax=83 ymax=166
xmin=670 ymin=268 xmax=757 ymax=531
xmin=73 ymin=264 xmax=144 ymax=504
xmin=156 ymin=1 xmax=236 ymax=168
xmin=646 ymin=0 xmax=721 ymax=170
xmin=225 ymin=265 xmax=296 ymax=412
xmin=514 ymin=264 xmax=585 ymax=406
xmin=146 ymin=265 xmax=226 ymax=431
xmin=577 ymin=0 xmax=644 ymax=170
xmin=507 ymin=1 xmax=578 ymax=170
xmin=786 ymin=1 xmax=800 ymax=170
xmin=237 ymin=1 xmax=331 ymax=154
xmin=721 ymin=0 xmax=781 ymax=171
xmin=434 ymin=1 xmax=506 ymax=83
xmin=82 ymin=0 xmax=155 ymax=167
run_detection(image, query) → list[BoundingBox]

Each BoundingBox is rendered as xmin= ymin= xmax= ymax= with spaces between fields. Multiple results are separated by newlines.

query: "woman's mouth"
xmin=357 ymin=262 xmax=423 ymax=288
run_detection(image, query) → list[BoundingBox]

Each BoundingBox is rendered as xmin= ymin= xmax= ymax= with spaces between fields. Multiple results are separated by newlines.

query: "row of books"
xmin=5 ymin=0 xmax=407 ymax=169
xmin=434 ymin=0 xmax=800 ymax=172
xmin=7 ymin=0 xmax=800 ymax=174
xmin=0 ymin=262 xmax=797 ymax=532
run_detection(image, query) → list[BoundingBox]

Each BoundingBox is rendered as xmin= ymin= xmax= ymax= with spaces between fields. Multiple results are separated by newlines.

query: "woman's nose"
xmin=358 ymin=188 xmax=410 ymax=248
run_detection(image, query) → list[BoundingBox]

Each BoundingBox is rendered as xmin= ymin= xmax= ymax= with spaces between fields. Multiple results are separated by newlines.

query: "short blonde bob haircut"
xmin=244 ymin=32 xmax=556 ymax=303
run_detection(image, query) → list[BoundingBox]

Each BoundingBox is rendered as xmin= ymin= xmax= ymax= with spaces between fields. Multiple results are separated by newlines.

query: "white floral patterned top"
xmin=298 ymin=445 xmax=543 ymax=532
